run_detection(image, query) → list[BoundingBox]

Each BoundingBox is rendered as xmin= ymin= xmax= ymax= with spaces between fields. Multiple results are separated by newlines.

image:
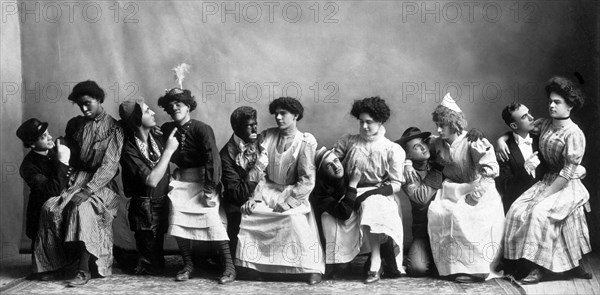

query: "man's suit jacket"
xmin=495 ymin=133 xmax=539 ymax=214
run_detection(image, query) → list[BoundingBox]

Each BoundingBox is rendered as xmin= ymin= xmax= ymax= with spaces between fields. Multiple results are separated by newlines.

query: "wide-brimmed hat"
xmin=396 ymin=127 xmax=431 ymax=148
xmin=315 ymin=146 xmax=335 ymax=171
xmin=16 ymin=118 xmax=49 ymax=144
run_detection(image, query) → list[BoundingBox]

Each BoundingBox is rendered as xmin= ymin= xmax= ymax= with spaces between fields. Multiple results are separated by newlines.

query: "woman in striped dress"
xmin=34 ymin=80 xmax=124 ymax=286
xmin=503 ymin=76 xmax=592 ymax=284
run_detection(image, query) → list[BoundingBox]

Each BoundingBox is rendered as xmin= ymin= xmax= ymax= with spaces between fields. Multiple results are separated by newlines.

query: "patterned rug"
xmin=2 ymin=255 xmax=525 ymax=295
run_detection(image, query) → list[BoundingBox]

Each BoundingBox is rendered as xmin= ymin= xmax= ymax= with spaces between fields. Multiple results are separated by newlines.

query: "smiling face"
xmin=358 ymin=113 xmax=382 ymax=137
xmin=76 ymin=95 xmax=102 ymax=118
xmin=509 ymin=105 xmax=534 ymax=133
xmin=405 ymin=137 xmax=430 ymax=161
xmin=140 ymin=103 xmax=156 ymax=129
xmin=320 ymin=152 xmax=344 ymax=179
xmin=274 ymin=107 xmax=298 ymax=130
xmin=166 ymin=101 xmax=191 ymax=123
xmin=31 ymin=130 xmax=54 ymax=151
xmin=548 ymin=92 xmax=572 ymax=119
xmin=236 ymin=118 xmax=258 ymax=143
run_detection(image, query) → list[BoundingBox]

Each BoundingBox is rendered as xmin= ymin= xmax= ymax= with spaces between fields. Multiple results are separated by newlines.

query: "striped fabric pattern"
xmin=33 ymin=111 xmax=124 ymax=277
xmin=503 ymin=118 xmax=591 ymax=272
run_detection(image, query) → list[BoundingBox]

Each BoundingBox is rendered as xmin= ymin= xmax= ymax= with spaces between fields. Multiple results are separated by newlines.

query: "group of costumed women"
xmin=17 ymin=75 xmax=591 ymax=287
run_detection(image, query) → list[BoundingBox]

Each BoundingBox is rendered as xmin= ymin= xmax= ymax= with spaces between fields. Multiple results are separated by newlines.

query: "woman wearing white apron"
xmin=325 ymin=97 xmax=406 ymax=284
xmin=237 ymin=97 xmax=324 ymax=285
xmin=427 ymin=93 xmax=505 ymax=283
xmin=158 ymin=88 xmax=235 ymax=284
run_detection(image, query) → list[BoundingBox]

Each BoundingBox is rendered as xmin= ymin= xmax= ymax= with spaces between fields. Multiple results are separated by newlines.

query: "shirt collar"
xmin=513 ymin=132 xmax=532 ymax=145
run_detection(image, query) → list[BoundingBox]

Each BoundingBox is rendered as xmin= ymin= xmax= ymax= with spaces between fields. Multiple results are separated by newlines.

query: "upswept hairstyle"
xmin=544 ymin=76 xmax=584 ymax=110
xmin=157 ymin=88 xmax=197 ymax=112
xmin=269 ymin=97 xmax=304 ymax=121
xmin=432 ymin=105 xmax=468 ymax=134
xmin=350 ymin=96 xmax=391 ymax=123
xmin=501 ymin=102 xmax=522 ymax=126
xmin=230 ymin=106 xmax=257 ymax=131
xmin=68 ymin=80 xmax=105 ymax=103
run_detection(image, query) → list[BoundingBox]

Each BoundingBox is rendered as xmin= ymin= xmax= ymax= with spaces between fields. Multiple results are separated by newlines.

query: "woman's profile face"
xmin=548 ymin=92 xmax=572 ymax=119
xmin=274 ymin=107 xmax=298 ymax=130
xmin=321 ymin=153 xmax=344 ymax=179
xmin=436 ymin=123 xmax=452 ymax=140
xmin=358 ymin=113 xmax=382 ymax=137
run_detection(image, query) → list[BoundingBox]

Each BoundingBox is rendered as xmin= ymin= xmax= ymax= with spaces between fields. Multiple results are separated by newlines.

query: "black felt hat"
xmin=396 ymin=127 xmax=431 ymax=148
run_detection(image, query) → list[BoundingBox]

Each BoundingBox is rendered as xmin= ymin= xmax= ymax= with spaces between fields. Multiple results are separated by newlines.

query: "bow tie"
xmin=519 ymin=138 xmax=532 ymax=145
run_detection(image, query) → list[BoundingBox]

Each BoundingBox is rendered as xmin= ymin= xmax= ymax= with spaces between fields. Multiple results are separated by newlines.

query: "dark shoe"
xmin=307 ymin=273 xmax=322 ymax=285
xmin=219 ymin=270 xmax=236 ymax=284
xmin=365 ymin=268 xmax=382 ymax=284
xmin=569 ymin=265 xmax=592 ymax=279
xmin=67 ymin=270 xmax=90 ymax=287
xmin=521 ymin=268 xmax=543 ymax=285
xmin=175 ymin=268 xmax=192 ymax=281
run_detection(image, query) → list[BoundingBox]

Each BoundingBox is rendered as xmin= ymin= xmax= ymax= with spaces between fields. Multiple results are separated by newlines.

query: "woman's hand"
xmin=496 ymin=137 xmax=510 ymax=162
xmin=348 ymin=167 xmax=362 ymax=188
xmin=164 ymin=128 xmax=179 ymax=153
xmin=404 ymin=164 xmax=418 ymax=184
xmin=70 ymin=188 xmax=91 ymax=206
xmin=241 ymin=199 xmax=257 ymax=215
xmin=273 ymin=202 xmax=291 ymax=213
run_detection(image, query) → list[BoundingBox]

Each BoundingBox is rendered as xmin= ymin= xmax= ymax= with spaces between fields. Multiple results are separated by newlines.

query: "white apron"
xmin=167 ymin=167 xmax=228 ymax=241
xmin=322 ymin=187 xmax=405 ymax=274
xmin=428 ymin=179 xmax=504 ymax=278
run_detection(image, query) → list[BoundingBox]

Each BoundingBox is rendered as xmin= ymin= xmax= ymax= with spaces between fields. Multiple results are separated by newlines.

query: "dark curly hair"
xmin=544 ymin=76 xmax=585 ymax=110
xmin=157 ymin=88 xmax=197 ymax=113
xmin=68 ymin=80 xmax=105 ymax=103
xmin=230 ymin=106 xmax=257 ymax=131
xmin=432 ymin=105 xmax=468 ymax=134
xmin=350 ymin=97 xmax=390 ymax=123
xmin=269 ymin=97 xmax=304 ymax=121
xmin=501 ymin=102 xmax=522 ymax=126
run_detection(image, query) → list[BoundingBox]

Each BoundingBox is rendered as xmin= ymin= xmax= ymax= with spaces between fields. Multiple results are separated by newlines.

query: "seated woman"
xmin=237 ymin=97 xmax=324 ymax=285
xmin=325 ymin=97 xmax=406 ymax=284
xmin=502 ymin=76 xmax=592 ymax=284
xmin=158 ymin=88 xmax=235 ymax=284
xmin=34 ymin=81 xmax=124 ymax=286
xmin=427 ymin=93 xmax=505 ymax=283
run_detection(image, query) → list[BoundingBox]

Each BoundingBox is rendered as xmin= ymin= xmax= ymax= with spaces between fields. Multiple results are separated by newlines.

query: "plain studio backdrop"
xmin=1 ymin=0 xmax=599 ymax=256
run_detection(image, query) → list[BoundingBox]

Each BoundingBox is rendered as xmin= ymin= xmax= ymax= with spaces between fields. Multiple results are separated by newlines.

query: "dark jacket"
xmin=495 ymin=133 xmax=539 ymax=213
xmin=219 ymin=135 xmax=259 ymax=213
xmin=120 ymin=132 xmax=170 ymax=232
xmin=19 ymin=149 xmax=72 ymax=239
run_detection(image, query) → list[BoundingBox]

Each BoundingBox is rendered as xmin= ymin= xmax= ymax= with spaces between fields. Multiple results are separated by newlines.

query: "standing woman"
xmin=426 ymin=93 xmax=505 ymax=283
xmin=328 ymin=96 xmax=406 ymax=283
xmin=503 ymin=76 xmax=592 ymax=284
xmin=158 ymin=88 xmax=235 ymax=284
xmin=34 ymin=80 xmax=124 ymax=286
xmin=237 ymin=97 xmax=324 ymax=285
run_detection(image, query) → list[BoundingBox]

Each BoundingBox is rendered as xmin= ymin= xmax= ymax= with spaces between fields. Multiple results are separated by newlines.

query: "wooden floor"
xmin=519 ymin=252 xmax=600 ymax=295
